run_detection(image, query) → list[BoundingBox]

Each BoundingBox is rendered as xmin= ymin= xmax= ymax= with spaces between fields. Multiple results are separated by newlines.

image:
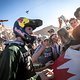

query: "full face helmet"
xmin=13 ymin=17 xmax=43 ymax=44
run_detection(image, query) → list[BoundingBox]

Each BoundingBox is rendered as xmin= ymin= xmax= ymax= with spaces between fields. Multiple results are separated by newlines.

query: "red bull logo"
xmin=18 ymin=17 xmax=29 ymax=28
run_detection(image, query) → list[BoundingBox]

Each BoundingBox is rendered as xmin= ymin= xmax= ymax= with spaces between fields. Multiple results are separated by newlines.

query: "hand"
xmin=58 ymin=17 xmax=62 ymax=29
xmin=46 ymin=70 xmax=54 ymax=79
xmin=45 ymin=69 xmax=54 ymax=79
xmin=39 ymin=69 xmax=54 ymax=80
xmin=39 ymin=71 xmax=49 ymax=80
xmin=45 ymin=60 xmax=54 ymax=67
xmin=58 ymin=17 xmax=62 ymax=25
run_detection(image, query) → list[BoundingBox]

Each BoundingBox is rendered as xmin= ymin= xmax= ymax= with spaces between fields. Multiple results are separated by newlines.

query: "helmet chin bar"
xmin=24 ymin=34 xmax=36 ymax=44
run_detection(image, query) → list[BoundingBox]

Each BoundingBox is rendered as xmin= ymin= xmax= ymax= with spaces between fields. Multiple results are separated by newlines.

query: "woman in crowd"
xmin=49 ymin=33 xmax=61 ymax=60
xmin=57 ymin=28 xmax=79 ymax=53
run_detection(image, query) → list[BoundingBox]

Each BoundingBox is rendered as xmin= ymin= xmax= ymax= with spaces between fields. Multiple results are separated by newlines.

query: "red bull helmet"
xmin=13 ymin=17 xmax=43 ymax=43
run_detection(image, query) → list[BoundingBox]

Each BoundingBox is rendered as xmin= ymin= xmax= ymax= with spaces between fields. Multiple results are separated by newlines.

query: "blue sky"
xmin=0 ymin=0 xmax=80 ymax=31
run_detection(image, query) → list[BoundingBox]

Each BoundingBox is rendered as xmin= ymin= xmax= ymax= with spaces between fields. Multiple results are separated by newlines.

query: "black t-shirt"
xmin=0 ymin=42 xmax=40 ymax=80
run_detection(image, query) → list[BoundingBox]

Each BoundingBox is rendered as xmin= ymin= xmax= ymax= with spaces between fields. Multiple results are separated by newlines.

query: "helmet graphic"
xmin=13 ymin=17 xmax=43 ymax=43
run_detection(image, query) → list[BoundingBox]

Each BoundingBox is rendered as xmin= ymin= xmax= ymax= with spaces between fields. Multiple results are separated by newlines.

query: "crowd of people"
xmin=0 ymin=7 xmax=80 ymax=80
xmin=0 ymin=25 xmax=15 ymax=51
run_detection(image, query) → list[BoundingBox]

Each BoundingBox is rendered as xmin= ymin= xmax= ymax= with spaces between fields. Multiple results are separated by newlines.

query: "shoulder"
xmin=8 ymin=44 xmax=20 ymax=51
xmin=4 ymin=40 xmax=24 ymax=52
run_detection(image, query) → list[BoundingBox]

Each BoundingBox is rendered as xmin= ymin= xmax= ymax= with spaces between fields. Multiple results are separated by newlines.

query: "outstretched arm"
xmin=32 ymin=44 xmax=46 ymax=63
xmin=70 ymin=44 xmax=80 ymax=50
